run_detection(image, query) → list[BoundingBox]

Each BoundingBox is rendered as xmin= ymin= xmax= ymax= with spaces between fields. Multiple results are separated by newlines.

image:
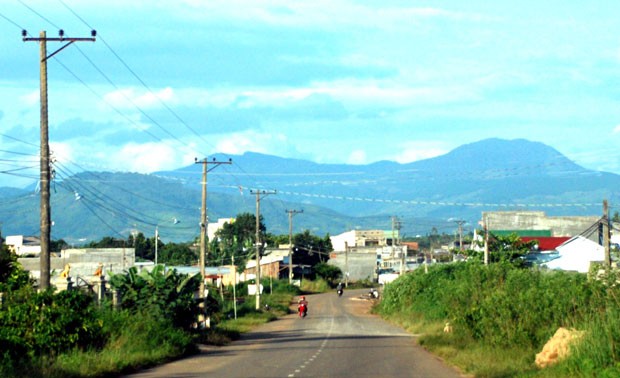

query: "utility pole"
xmin=483 ymin=216 xmax=489 ymax=266
xmin=195 ymin=158 xmax=231 ymax=312
xmin=286 ymin=209 xmax=303 ymax=284
xmin=23 ymin=29 xmax=96 ymax=290
xmin=344 ymin=241 xmax=349 ymax=288
xmin=453 ymin=219 xmax=466 ymax=251
xmin=604 ymin=200 xmax=611 ymax=267
xmin=155 ymin=226 xmax=159 ymax=265
xmin=250 ymin=189 xmax=276 ymax=310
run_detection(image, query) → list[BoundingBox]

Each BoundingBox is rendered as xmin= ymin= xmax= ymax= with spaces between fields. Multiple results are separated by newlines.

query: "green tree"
xmin=314 ymin=262 xmax=342 ymax=284
xmin=0 ymin=244 xmax=31 ymax=291
xmin=158 ymin=242 xmax=197 ymax=266
xmin=213 ymin=213 xmax=265 ymax=270
xmin=486 ymin=232 xmax=535 ymax=266
xmin=109 ymin=265 xmax=202 ymax=329
xmin=293 ymin=230 xmax=333 ymax=266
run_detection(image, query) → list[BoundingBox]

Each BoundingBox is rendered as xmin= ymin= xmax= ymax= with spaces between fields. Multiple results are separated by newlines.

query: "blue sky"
xmin=2 ymin=0 xmax=620 ymax=189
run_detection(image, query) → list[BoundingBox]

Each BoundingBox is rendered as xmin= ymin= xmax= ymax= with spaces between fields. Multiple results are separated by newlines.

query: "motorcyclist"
xmin=336 ymin=282 xmax=344 ymax=296
xmin=298 ymin=296 xmax=308 ymax=315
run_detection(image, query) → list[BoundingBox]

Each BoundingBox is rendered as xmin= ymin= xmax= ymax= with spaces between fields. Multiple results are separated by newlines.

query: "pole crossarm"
xmin=23 ymin=30 xmax=96 ymax=61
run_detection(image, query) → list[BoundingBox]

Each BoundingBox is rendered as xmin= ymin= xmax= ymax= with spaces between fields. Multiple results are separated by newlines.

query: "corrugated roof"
xmin=521 ymin=236 xmax=571 ymax=251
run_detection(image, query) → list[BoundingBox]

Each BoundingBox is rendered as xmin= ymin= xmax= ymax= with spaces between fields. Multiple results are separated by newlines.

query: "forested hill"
xmin=0 ymin=138 xmax=618 ymax=243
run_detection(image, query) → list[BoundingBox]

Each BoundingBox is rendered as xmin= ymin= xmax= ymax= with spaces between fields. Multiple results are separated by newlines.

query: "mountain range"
xmin=0 ymin=138 xmax=618 ymax=244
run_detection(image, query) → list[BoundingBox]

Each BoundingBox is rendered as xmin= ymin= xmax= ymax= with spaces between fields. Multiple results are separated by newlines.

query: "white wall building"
xmin=5 ymin=235 xmax=41 ymax=256
xmin=542 ymin=236 xmax=605 ymax=273
xmin=207 ymin=218 xmax=235 ymax=241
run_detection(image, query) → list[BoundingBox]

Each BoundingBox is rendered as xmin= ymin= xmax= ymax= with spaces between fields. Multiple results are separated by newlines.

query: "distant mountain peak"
xmin=414 ymin=138 xmax=583 ymax=175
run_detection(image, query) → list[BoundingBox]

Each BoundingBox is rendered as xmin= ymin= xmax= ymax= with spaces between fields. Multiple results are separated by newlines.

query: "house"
xmin=5 ymin=235 xmax=42 ymax=256
xmin=542 ymin=236 xmax=604 ymax=273
xmin=330 ymin=229 xmax=399 ymax=252
xmin=207 ymin=218 xmax=235 ymax=241
xmin=480 ymin=211 xmax=601 ymax=241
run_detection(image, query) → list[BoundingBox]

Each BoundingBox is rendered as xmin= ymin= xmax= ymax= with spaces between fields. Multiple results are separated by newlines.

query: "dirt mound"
xmin=535 ymin=327 xmax=584 ymax=368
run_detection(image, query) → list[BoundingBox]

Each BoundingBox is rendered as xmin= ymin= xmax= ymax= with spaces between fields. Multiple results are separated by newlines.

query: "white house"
xmin=207 ymin=218 xmax=235 ymax=241
xmin=5 ymin=235 xmax=41 ymax=256
xmin=542 ymin=236 xmax=605 ymax=273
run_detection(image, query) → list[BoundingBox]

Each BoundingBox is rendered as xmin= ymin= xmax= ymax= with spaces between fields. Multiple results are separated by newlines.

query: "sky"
xmin=2 ymin=0 xmax=620 ymax=189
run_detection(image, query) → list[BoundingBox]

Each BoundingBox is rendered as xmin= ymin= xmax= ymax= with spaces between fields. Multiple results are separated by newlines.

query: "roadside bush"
xmin=0 ymin=288 xmax=103 ymax=358
xmin=378 ymin=261 xmax=600 ymax=348
xmin=313 ymin=263 xmax=342 ymax=285
xmin=109 ymin=265 xmax=201 ymax=329
xmin=0 ymin=244 xmax=32 ymax=291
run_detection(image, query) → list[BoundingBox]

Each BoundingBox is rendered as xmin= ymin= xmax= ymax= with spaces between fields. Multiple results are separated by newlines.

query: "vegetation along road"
xmin=126 ymin=289 xmax=463 ymax=378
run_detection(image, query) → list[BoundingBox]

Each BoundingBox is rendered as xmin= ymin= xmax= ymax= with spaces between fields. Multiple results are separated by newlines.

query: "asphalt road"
xmin=126 ymin=289 xmax=464 ymax=378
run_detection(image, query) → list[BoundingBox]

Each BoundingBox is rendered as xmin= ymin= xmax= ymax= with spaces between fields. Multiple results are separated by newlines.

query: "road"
xmin=126 ymin=289 xmax=464 ymax=378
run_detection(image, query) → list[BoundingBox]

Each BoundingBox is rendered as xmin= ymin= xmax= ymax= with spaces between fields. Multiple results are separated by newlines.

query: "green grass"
xmin=375 ymin=262 xmax=620 ymax=377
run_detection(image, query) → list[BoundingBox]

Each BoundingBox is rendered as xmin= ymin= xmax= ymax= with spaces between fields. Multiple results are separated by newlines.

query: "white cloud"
xmin=178 ymin=1 xmax=484 ymax=31
xmin=109 ymin=142 xmax=183 ymax=173
xmin=20 ymin=90 xmax=39 ymax=107
xmin=347 ymin=150 xmax=367 ymax=165
xmin=392 ymin=141 xmax=448 ymax=163
xmin=214 ymin=130 xmax=290 ymax=157
xmin=102 ymin=87 xmax=176 ymax=110
xmin=50 ymin=142 xmax=74 ymax=166
xmin=613 ymin=124 xmax=620 ymax=133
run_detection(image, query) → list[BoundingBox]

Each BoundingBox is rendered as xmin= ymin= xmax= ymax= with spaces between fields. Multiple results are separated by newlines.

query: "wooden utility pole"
xmin=286 ymin=209 xmax=303 ymax=284
xmin=344 ymin=241 xmax=349 ymax=288
xmin=483 ymin=216 xmax=489 ymax=266
xmin=195 ymin=158 xmax=231 ymax=302
xmin=250 ymin=189 xmax=276 ymax=310
xmin=23 ymin=29 xmax=95 ymax=290
xmin=604 ymin=200 xmax=611 ymax=267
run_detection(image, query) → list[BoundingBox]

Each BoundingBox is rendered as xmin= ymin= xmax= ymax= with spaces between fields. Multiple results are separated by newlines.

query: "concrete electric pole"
xmin=286 ymin=209 xmax=303 ymax=284
xmin=603 ymin=200 xmax=611 ymax=267
xmin=22 ymin=29 xmax=96 ymax=290
xmin=250 ymin=189 xmax=276 ymax=310
xmin=195 ymin=157 xmax=232 ymax=303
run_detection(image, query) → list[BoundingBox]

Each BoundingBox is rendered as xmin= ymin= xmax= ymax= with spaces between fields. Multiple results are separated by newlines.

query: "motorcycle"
xmin=337 ymin=288 xmax=343 ymax=297
xmin=298 ymin=302 xmax=308 ymax=318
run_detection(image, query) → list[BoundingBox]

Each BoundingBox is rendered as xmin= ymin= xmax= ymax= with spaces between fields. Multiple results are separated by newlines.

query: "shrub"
xmin=109 ymin=266 xmax=201 ymax=329
xmin=378 ymin=261 xmax=600 ymax=348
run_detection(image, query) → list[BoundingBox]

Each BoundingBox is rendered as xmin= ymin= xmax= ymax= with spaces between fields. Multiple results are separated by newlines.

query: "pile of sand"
xmin=535 ymin=327 xmax=584 ymax=368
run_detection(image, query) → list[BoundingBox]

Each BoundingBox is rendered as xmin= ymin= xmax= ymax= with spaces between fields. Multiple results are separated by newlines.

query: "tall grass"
xmin=43 ymin=310 xmax=195 ymax=378
xmin=377 ymin=262 xmax=620 ymax=377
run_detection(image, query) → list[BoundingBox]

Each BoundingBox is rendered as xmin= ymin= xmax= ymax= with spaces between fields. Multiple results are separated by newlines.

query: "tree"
xmin=293 ymin=230 xmax=333 ymax=266
xmin=314 ymin=262 xmax=342 ymax=285
xmin=486 ymin=232 xmax=535 ymax=266
xmin=213 ymin=213 xmax=266 ymax=270
xmin=109 ymin=265 xmax=202 ymax=329
xmin=158 ymin=242 xmax=197 ymax=266
xmin=0 ymin=244 xmax=31 ymax=291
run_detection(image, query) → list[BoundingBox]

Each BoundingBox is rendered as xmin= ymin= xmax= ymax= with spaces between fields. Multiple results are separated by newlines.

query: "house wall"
xmin=331 ymin=229 xmax=399 ymax=252
xmin=327 ymin=250 xmax=377 ymax=282
xmin=481 ymin=211 xmax=600 ymax=239
xmin=18 ymin=247 xmax=136 ymax=286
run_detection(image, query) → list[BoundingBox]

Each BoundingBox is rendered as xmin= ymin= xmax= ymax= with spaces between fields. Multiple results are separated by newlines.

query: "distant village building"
xmin=17 ymin=246 xmax=136 ymax=288
xmin=207 ymin=217 xmax=235 ymax=241
xmin=477 ymin=211 xmax=611 ymax=273
xmin=481 ymin=211 xmax=600 ymax=240
xmin=330 ymin=229 xmax=400 ymax=252
xmin=5 ymin=235 xmax=42 ymax=256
